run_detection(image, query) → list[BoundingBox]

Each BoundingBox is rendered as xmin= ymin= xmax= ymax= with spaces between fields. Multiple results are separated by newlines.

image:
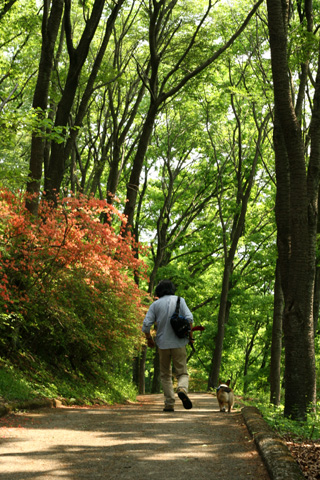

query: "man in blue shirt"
xmin=142 ymin=280 xmax=194 ymax=412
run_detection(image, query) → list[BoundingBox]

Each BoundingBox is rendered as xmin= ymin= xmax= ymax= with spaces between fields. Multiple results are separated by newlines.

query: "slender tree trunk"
xmin=139 ymin=346 xmax=147 ymax=395
xmin=151 ymin=348 xmax=161 ymax=393
xmin=26 ymin=0 xmax=64 ymax=214
xmin=132 ymin=356 xmax=139 ymax=387
xmin=243 ymin=346 xmax=251 ymax=395
xmin=207 ymin=113 xmax=266 ymax=389
xmin=123 ymin=101 xmax=159 ymax=231
xmin=133 ymin=345 xmax=147 ymax=395
xmin=270 ymin=260 xmax=283 ymax=406
xmin=0 ymin=0 xmax=17 ymax=20
xmin=208 ymin=260 xmax=233 ymax=389
xmin=63 ymin=0 xmax=126 ymax=190
xmin=105 ymin=80 xmax=146 ymax=204
xmin=243 ymin=323 xmax=260 ymax=394
xmin=122 ymin=0 xmax=264 ymax=235
xmin=44 ymin=0 xmax=110 ymax=199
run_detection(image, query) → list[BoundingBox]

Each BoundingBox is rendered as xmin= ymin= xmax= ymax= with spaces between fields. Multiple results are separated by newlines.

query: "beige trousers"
xmin=158 ymin=346 xmax=189 ymax=406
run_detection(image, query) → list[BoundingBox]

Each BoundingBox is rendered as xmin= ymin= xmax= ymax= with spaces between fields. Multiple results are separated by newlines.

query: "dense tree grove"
xmin=0 ymin=0 xmax=319 ymax=419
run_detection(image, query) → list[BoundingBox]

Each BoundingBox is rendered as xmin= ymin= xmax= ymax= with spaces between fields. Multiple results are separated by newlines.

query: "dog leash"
xmin=187 ymin=325 xmax=207 ymax=369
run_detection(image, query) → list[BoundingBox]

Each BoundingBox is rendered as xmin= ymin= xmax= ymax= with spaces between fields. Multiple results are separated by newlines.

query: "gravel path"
xmin=0 ymin=393 xmax=270 ymax=480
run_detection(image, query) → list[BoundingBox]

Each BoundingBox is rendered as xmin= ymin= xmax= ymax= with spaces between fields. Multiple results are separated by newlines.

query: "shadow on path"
xmin=0 ymin=393 xmax=270 ymax=480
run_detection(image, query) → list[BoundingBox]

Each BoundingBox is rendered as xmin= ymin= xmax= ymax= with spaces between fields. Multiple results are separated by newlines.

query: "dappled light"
xmin=0 ymin=394 xmax=269 ymax=480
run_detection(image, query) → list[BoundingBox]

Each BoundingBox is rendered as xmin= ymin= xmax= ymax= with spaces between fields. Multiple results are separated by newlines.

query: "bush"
xmin=0 ymin=189 xmax=149 ymax=384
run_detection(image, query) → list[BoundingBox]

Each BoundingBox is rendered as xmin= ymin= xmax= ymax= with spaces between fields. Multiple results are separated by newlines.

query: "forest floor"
xmin=284 ymin=435 xmax=320 ymax=480
xmin=0 ymin=392 xmax=316 ymax=480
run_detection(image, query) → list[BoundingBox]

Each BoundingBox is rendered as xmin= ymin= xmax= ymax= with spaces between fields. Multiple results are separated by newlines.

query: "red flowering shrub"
xmin=0 ymin=188 xmax=149 ymax=375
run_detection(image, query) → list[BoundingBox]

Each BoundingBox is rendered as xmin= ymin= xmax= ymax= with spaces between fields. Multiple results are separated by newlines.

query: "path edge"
xmin=242 ymin=406 xmax=305 ymax=480
xmin=0 ymin=397 xmax=63 ymax=416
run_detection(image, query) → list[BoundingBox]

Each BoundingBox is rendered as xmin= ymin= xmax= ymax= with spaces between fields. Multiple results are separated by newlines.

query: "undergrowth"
xmin=257 ymin=402 xmax=320 ymax=441
xmin=241 ymin=393 xmax=320 ymax=441
xmin=0 ymin=354 xmax=137 ymax=406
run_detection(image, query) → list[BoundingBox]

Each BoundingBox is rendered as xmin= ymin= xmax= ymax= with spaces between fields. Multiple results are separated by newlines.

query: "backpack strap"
xmin=175 ymin=296 xmax=181 ymax=315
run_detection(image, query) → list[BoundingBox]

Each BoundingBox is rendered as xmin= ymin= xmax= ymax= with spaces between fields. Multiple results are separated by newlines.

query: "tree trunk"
xmin=208 ymin=260 xmax=232 ymax=389
xmin=0 ymin=0 xmax=17 ymax=20
xmin=313 ymin=265 xmax=320 ymax=335
xmin=105 ymin=79 xmax=146 ymax=204
xmin=26 ymin=0 xmax=64 ymax=214
xmin=44 ymin=0 xmax=109 ymax=199
xmin=133 ymin=346 xmax=147 ymax=395
xmin=138 ymin=346 xmax=147 ymax=395
xmin=243 ymin=322 xmax=260 ymax=394
xmin=266 ymin=0 xmax=318 ymax=419
xmin=122 ymin=0 xmax=264 ymax=235
xmin=207 ymin=111 xmax=266 ymax=389
xmin=270 ymin=260 xmax=283 ymax=406
xmin=313 ymin=198 xmax=320 ymax=335
xmin=123 ymin=101 xmax=159 ymax=231
xmin=64 ymin=0 xmax=126 ymax=194
xmin=151 ymin=348 xmax=161 ymax=393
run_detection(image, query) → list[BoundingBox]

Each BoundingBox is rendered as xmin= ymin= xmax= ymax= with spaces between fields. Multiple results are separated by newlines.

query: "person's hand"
xmin=147 ymin=336 xmax=155 ymax=348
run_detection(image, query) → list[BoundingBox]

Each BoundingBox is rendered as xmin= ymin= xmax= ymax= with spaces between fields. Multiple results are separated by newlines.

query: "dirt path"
xmin=0 ymin=393 xmax=270 ymax=480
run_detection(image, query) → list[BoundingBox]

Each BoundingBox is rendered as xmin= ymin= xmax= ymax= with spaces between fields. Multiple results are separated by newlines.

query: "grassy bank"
xmin=0 ymin=353 xmax=137 ymax=407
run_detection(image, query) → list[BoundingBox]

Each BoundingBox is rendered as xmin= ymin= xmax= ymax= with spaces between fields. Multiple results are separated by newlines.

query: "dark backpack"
xmin=170 ymin=296 xmax=191 ymax=339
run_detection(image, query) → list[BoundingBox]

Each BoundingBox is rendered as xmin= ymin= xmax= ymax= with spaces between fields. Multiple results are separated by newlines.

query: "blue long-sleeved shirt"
xmin=142 ymin=294 xmax=193 ymax=349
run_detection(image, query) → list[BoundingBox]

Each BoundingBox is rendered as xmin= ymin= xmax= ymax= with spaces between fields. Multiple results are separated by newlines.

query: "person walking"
xmin=142 ymin=279 xmax=194 ymax=412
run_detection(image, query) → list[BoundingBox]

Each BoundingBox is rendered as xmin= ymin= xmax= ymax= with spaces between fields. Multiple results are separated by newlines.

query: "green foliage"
xmin=252 ymin=400 xmax=320 ymax=442
xmin=0 ymin=189 xmax=149 ymax=402
xmin=0 ymin=357 xmax=137 ymax=405
xmin=0 ymin=0 xmax=319 ymax=414
xmin=0 ymin=362 xmax=35 ymax=401
xmin=31 ymin=108 xmax=73 ymax=144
